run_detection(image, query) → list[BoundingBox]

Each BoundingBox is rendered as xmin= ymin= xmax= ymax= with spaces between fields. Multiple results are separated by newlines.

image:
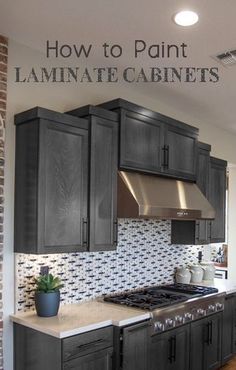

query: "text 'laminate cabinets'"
xmin=99 ymin=99 xmax=198 ymax=181
xmin=209 ymin=157 xmax=227 ymax=243
xmin=66 ymin=106 xmax=118 ymax=251
xmin=149 ymin=325 xmax=190 ymax=370
xmin=190 ymin=313 xmax=222 ymax=370
xmin=14 ymin=323 xmax=113 ymax=370
xmin=14 ymin=108 xmax=89 ymax=254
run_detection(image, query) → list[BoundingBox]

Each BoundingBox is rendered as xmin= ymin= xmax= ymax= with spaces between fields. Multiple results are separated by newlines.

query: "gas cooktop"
xmin=103 ymin=284 xmax=218 ymax=310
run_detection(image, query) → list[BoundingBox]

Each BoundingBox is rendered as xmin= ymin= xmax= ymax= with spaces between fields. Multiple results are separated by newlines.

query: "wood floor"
xmin=221 ymin=357 xmax=236 ymax=369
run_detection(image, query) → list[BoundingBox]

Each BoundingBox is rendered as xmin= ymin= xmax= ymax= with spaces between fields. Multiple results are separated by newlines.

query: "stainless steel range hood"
xmin=117 ymin=171 xmax=215 ymax=220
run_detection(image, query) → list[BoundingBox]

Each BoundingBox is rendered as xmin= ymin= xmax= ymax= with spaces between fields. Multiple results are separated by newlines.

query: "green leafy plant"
xmin=34 ymin=273 xmax=64 ymax=293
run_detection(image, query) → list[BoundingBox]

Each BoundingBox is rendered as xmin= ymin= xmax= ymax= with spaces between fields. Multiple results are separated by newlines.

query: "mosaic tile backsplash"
xmin=15 ymin=219 xmax=203 ymax=312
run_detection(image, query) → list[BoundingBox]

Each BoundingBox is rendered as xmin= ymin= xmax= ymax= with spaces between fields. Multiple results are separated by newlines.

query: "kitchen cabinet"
xmin=14 ymin=107 xmax=89 ymax=254
xmin=209 ymin=157 xmax=227 ymax=243
xmin=121 ymin=321 xmax=150 ymax=370
xmin=171 ymin=142 xmax=211 ymax=245
xmin=149 ymin=325 xmax=190 ymax=370
xmin=67 ymin=105 xmax=118 ymax=251
xmin=222 ymin=294 xmax=236 ymax=365
xmin=190 ymin=313 xmax=222 ymax=370
xmin=171 ymin=145 xmax=227 ymax=245
xmin=14 ymin=323 xmax=113 ymax=370
xmin=99 ymin=99 xmax=198 ymax=181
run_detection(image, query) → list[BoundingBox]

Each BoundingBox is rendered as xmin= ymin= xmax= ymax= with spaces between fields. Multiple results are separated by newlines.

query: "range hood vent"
xmin=215 ymin=49 xmax=236 ymax=66
xmin=117 ymin=171 xmax=215 ymax=220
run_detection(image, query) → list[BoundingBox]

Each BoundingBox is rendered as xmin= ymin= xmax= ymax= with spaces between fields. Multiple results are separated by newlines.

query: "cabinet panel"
xmin=190 ymin=313 xmax=222 ymax=370
xmin=122 ymin=322 xmax=149 ymax=370
xmin=164 ymin=125 xmax=197 ymax=181
xmin=89 ymin=116 xmax=118 ymax=251
xmin=150 ymin=325 xmax=190 ymax=370
xmin=209 ymin=158 xmax=227 ymax=243
xmin=222 ymin=295 xmax=235 ymax=365
xmin=42 ymin=121 xmax=88 ymax=251
xmin=14 ymin=108 xmax=89 ymax=254
xmin=63 ymin=348 xmax=113 ymax=370
xmin=120 ymin=110 xmax=164 ymax=173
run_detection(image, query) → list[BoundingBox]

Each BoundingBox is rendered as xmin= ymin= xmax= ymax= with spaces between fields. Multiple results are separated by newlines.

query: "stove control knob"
xmin=165 ymin=318 xmax=174 ymax=328
xmin=154 ymin=321 xmax=164 ymax=333
xmin=175 ymin=315 xmax=183 ymax=325
xmin=216 ymin=303 xmax=224 ymax=311
xmin=208 ymin=304 xmax=216 ymax=313
xmin=184 ymin=313 xmax=192 ymax=322
xmin=197 ymin=308 xmax=206 ymax=317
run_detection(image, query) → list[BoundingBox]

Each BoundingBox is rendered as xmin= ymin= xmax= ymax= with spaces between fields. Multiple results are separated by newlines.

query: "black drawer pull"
xmin=113 ymin=220 xmax=118 ymax=244
xmin=82 ymin=218 xmax=88 ymax=246
xmin=76 ymin=338 xmax=104 ymax=350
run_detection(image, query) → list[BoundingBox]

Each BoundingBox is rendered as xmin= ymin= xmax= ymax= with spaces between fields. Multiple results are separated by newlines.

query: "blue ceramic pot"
xmin=35 ymin=291 xmax=60 ymax=317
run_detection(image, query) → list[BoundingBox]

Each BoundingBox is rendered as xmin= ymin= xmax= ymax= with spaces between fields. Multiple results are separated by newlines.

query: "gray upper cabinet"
xmin=99 ymin=99 xmax=198 ymax=181
xmin=66 ymin=106 xmax=118 ymax=251
xmin=209 ymin=157 xmax=227 ymax=243
xmin=119 ymin=110 xmax=164 ymax=173
xmin=171 ymin=142 xmax=211 ymax=245
xmin=163 ymin=124 xmax=197 ymax=181
xmin=14 ymin=108 xmax=89 ymax=254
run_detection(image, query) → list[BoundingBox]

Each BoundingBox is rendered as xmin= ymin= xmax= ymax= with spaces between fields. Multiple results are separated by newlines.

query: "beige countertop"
xmin=11 ymin=279 xmax=236 ymax=339
xmin=10 ymin=300 xmax=150 ymax=338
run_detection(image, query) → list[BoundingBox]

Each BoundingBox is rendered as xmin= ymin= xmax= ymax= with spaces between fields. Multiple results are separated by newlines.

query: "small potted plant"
xmin=34 ymin=273 xmax=64 ymax=317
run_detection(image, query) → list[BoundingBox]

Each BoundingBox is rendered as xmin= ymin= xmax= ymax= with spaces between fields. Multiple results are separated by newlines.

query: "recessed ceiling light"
xmin=174 ymin=10 xmax=199 ymax=27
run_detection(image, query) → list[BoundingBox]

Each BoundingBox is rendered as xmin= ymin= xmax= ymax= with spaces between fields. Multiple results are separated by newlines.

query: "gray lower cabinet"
xmin=222 ymin=294 xmax=236 ymax=365
xmin=149 ymin=325 xmax=190 ymax=370
xmin=190 ymin=313 xmax=222 ymax=370
xmin=63 ymin=348 xmax=113 ymax=370
xmin=14 ymin=323 xmax=113 ymax=370
xmin=121 ymin=321 xmax=150 ymax=370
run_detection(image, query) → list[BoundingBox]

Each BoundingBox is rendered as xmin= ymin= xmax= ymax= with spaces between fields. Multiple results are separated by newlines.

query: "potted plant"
xmin=34 ymin=273 xmax=64 ymax=317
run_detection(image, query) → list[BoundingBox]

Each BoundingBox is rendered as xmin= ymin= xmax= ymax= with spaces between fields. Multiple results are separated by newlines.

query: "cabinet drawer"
xmin=63 ymin=326 xmax=113 ymax=361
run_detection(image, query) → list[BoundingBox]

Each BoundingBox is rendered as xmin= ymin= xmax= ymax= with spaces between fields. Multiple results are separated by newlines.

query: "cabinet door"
xmin=122 ymin=322 xmax=150 ymax=370
xmin=195 ymin=145 xmax=211 ymax=244
xmin=89 ymin=116 xmax=118 ymax=251
xmin=63 ymin=348 xmax=113 ymax=370
xmin=190 ymin=314 xmax=222 ymax=370
xmin=39 ymin=120 xmax=88 ymax=253
xmin=209 ymin=158 xmax=227 ymax=243
xmin=222 ymin=295 xmax=235 ymax=365
xmin=119 ymin=109 xmax=164 ymax=174
xmin=190 ymin=319 xmax=206 ymax=370
xmin=205 ymin=313 xmax=222 ymax=370
xmin=164 ymin=125 xmax=197 ymax=181
xmin=150 ymin=325 xmax=190 ymax=370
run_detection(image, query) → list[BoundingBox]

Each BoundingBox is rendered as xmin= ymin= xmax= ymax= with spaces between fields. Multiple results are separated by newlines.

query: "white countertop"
xmin=11 ymin=279 xmax=236 ymax=339
xmin=10 ymin=300 xmax=150 ymax=338
xmin=196 ymin=278 xmax=236 ymax=295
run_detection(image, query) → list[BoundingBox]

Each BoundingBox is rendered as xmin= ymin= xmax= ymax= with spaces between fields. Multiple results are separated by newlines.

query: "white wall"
xmin=3 ymin=39 xmax=236 ymax=370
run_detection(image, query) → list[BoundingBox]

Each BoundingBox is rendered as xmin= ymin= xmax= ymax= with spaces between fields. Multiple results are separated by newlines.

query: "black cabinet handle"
xmin=166 ymin=145 xmax=169 ymax=170
xmin=168 ymin=337 xmax=173 ymax=363
xmin=208 ymin=221 xmax=212 ymax=241
xmin=209 ymin=321 xmax=213 ymax=345
xmin=168 ymin=336 xmax=176 ymax=363
xmin=82 ymin=218 xmax=88 ymax=247
xmin=162 ymin=145 xmax=169 ymax=169
xmin=113 ymin=220 xmax=118 ymax=245
xmin=195 ymin=222 xmax=200 ymax=241
xmin=205 ymin=322 xmax=210 ymax=344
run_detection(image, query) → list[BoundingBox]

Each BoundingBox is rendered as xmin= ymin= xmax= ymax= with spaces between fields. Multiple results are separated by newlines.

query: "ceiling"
xmin=1 ymin=0 xmax=236 ymax=133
